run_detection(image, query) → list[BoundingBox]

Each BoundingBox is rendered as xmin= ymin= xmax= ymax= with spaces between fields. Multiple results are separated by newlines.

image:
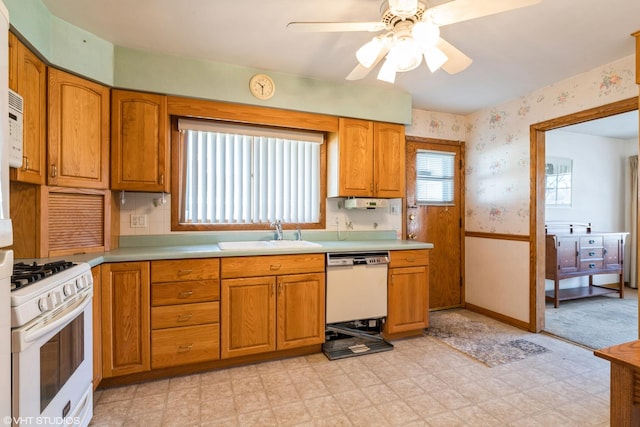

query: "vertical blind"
xmin=415 ymin=150 xmax=455 ymax=204
xmin=179 ymin=119 xmax=322 ymax=224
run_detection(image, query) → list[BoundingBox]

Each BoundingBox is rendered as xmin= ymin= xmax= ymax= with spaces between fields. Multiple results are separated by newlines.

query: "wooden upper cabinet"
xmin=328 ymin=118 xmax=405 ymax=198
xmin=48 ymin=68 xmax=110 ymax=189
xmin=9 ymin=34 xmax=47 ymax=184
xmin=374 ymin=121 xmax=405 ymax=198
xmin=111 ymin=90 xmax=169 ymax=192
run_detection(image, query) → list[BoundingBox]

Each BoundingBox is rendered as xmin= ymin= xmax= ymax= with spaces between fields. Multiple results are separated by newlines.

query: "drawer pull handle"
xmin=588 ymin=239 xmax=595 ymax=244
xmin=589 ymin=263 xmax=596 ymax=269
xmin=178 ymin=269 xmax=193 ymax=275
xmin=177 ymin=344 xmax=193 ymax=353
xmin=178 ymin=291 xmax=193 ymax=298
xmin=270 ymin=264 xmax=281 ymax=271
xmin=177 ymin=313 xmax=193 ymax=322
xmin=406 ymin=257 xmax=415 ymax=262
xmin=589 ymin=251 xmax=595 ymax=256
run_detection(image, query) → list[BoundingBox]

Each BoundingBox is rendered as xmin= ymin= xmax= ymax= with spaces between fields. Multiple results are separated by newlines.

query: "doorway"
xmin=406 ymin=137 xmax=464 ymax=310
xmin=530 ymin=97 xmax=639 ymax=332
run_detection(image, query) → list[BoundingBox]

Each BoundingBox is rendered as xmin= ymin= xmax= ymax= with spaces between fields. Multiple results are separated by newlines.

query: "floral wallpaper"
xmin=407 ymin=54 xmax=637 ymax=235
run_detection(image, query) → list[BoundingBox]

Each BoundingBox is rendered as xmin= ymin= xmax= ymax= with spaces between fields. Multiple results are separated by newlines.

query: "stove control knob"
xmin=63 ymin=283 xmax=77 ymax=297
xmin=38 ymin=295 xmax=53 ymax=312
xmin=76 ymin=277 xmax=85 ymax=290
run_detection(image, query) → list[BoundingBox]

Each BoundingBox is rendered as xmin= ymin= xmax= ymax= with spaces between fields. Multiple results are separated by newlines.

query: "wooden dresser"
xmin=545 ymin=230 xmax=628 ymax=307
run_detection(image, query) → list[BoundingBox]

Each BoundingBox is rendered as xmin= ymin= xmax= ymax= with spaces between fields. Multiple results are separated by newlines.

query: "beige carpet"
xmin=544 ymin=287 xmax=638 ymax=349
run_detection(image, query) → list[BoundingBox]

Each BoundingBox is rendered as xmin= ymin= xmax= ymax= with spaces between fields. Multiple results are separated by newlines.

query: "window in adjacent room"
xmin=174 ymin=118 xmax=324 ymax=230
xmin=415 ymin=150 xmax=455 ymax=205
xmin=545 ymin=156 xmax=572 ymax=207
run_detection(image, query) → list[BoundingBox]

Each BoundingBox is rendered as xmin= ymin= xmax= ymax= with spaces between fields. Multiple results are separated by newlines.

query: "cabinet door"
xmin=277 ymin=273 xmax=325 ymax=350
xmin=10 ymin=38 xmax=46 ymax=184
xmin=374 ymin=122 xmax=405 ymax=198
xmin=604 ymin=234 xmax=624 ymax=269
xmin=556 ymin=236 xmax=579 ymax=274
xmin=101 ymin=262 xmax=151 ymax=378
xmin=91 ymin=265 xmax=102 ymax=390
xmin=48 ymin=68 xmax=110 ymax=189
xmin=386 ymin=266 xmax=429 ymax=334
xmin=111 ymin=90 xmax=169 ymax=191
xmin=338 ymin=118 xmax=374 ymax=197
xmin=221 ymin=276 xmax=276 ymax=359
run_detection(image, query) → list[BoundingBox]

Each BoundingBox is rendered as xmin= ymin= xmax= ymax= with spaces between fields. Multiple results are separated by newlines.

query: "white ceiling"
xmin=560 ymin=110 xmax=638 ymax=140
xmin=40 ymin=0 xmax=639 ymax=129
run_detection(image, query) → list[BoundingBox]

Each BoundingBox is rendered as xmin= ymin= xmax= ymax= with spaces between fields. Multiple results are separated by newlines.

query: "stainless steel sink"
xmin=217 ymin=240 xmax=322 ymax=250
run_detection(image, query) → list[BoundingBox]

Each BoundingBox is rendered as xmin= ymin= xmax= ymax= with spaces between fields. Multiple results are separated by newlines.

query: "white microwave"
xmin=8 ymin=88 xmax=23 ymax=168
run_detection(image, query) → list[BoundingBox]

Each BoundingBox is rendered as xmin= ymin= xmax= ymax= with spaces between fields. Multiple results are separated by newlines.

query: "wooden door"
xmin=111 ymin=90 xmax=169 ymax=192
xmin=338 ymin=118 xmax=374 ymax=197
xmin=406 ymin=139 xmax=463 ymax=309
xmin=101 ymin=262 xmax=150 ymax=378
xmin=387 ymin=265 xmax=429 ymax=333
xmin=221 ymin=276 xmax=276 ymax=358
xmin=10 ymin=37 xmax=47 ymax=184
xmin=374 ymin=122 xmax=405 ymax=198
xmin=48 ymin=68 xmax=110 ymax=189
xmin=276 ymin=273 xmax=325 ymax=350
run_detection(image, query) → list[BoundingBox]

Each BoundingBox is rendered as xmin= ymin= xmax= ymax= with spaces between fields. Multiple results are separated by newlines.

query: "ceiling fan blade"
xmin=426 ymin=0 xmax=542 ymax=27
xmin=287 ymin=21 xmax=386 ymax=32
xmin=345 ymin=44 xmax=390 ymax=80
xmin=436 ymin=38 xmax=473 ymax=74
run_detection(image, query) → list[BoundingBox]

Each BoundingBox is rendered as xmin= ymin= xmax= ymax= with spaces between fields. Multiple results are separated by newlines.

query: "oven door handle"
xmin=21 ymin=292 xmax=92 ymax=346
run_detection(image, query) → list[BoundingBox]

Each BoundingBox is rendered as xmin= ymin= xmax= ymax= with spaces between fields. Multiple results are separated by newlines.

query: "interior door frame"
xmin=530 ymin=97 xmax=638 ymax=332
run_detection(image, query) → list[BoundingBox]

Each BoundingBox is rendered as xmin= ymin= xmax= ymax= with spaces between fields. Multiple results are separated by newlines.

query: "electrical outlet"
xmin=334 ymin=216 xmax=340 ymax=225
xmin=130 ymin=214 xmax=147 ymax=228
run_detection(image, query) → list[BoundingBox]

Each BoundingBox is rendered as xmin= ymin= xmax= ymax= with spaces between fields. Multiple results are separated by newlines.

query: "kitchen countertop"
xmin=17 ymin=231 xmax=433 ymax=267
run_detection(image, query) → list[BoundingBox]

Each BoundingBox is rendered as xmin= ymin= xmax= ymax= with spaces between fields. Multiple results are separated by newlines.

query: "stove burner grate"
xmin=11 ymin=260 xmax=76 ymax=290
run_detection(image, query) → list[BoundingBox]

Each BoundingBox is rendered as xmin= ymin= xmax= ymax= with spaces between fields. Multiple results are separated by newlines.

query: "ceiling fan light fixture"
xmin=355 ymin=36 xmax=385 ymax=68
xmin=388 ymin=0 xmax=419 ymax=19
xmin=423 ymin=46 xmax=448 ymax=72
xmin=389 ymin=36 xmax=422 ymax=72
xmin=377 ymin=56 xmax=397 ymax=83
xmin=412 ymin=20 xmax=440 ymax=48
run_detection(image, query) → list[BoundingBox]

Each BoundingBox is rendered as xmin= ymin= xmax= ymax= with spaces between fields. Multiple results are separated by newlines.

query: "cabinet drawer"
xmin=152 ymin=324 xmax=220 ymax=368
xmin=151 ymin=258 xmax=220 ymax=282
xmin=389 ymin=250 xmax=429 ymax=268
xmin=580 ymin=248 xmax=603 ymax=259
xmin=152 ymin=280 xmax=220 ymax=306
xmin=152 ymin=301 xmax=219 ymax=329
xmin=221 ymin=254 xmax=325 ymax=278
xmin=580 ymin=260 xmax=604 ymax=271
xmin=580 ymin=236 xmax=603 ymax=248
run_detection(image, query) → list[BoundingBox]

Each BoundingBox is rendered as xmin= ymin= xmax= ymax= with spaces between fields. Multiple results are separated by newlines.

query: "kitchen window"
xmin=174 ymin=118 xmax=324 ymax=230
xmin=415 ymin=150 xmax=455 ymax=205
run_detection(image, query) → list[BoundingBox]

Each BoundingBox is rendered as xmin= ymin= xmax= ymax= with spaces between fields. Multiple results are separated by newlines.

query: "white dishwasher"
xmin=324 ymin=251 xmax=393 ymax=360
xmin=325 ymin=251 xmax=390 ymax=324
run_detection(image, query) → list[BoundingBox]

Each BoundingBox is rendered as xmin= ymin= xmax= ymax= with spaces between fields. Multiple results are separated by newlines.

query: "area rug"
xmin=545 ymin=291 xmax=638 ymax=350
xmin=425 ymin=311 xmax=550 ymax=367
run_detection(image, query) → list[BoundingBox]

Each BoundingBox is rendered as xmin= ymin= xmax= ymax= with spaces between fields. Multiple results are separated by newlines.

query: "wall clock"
xmin=249 ymin=74 xmax=275 ymax=100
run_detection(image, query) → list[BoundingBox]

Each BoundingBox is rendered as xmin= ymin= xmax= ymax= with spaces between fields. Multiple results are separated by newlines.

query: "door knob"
xmin=407 ymin=233 xmax=416 ymax=240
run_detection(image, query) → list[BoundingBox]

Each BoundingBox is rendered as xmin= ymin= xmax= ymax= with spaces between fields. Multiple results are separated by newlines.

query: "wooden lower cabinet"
xmin=150 ymin=258 xmax=220 ymax=368
xmin=91 ymin=265 xmax=102 ymax=390
xmin=220 ymin=254 xmax=325 ymax=359
xmin=101 ymin=262 xmax=151 ymax=378
xmin=385 ymin=250 xmax=430 ymax=336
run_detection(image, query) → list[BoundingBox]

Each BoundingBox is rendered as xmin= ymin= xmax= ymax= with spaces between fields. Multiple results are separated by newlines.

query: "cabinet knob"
xmin=178 ymin=290 xmax=193 ymax=298
xmin=270 ymin=264 xmax=281 ymax=271
xmin=177 ymin=313 xmax=193 ymax=322
xmin=50 ymin=164 xmax=57 ymax=178
xmin=159 ymin=173 xmax=164 ymax=185
xmin=407 ymin=233 xmax=416 ymax=240
xmin=22 ymin=156 xmax=29 ymax=171
xmin=177 ymin=344 xmax=193 ymax=353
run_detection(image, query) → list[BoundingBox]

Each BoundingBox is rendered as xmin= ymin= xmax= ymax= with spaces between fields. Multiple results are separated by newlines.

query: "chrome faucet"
xmin=271 ymin=220 xmax=283 ymax=240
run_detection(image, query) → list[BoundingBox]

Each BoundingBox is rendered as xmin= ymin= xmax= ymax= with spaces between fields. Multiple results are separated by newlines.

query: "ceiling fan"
xmin=287 ymin=0 xmax=542 ymax=83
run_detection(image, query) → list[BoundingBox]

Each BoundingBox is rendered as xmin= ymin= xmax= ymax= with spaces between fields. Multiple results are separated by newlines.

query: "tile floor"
xmin=89 ymin=310 xmax=612 ymax=426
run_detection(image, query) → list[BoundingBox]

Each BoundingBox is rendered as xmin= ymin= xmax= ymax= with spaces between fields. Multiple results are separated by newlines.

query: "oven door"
xmin=11 ymin=291 xmax=93 ymax=427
